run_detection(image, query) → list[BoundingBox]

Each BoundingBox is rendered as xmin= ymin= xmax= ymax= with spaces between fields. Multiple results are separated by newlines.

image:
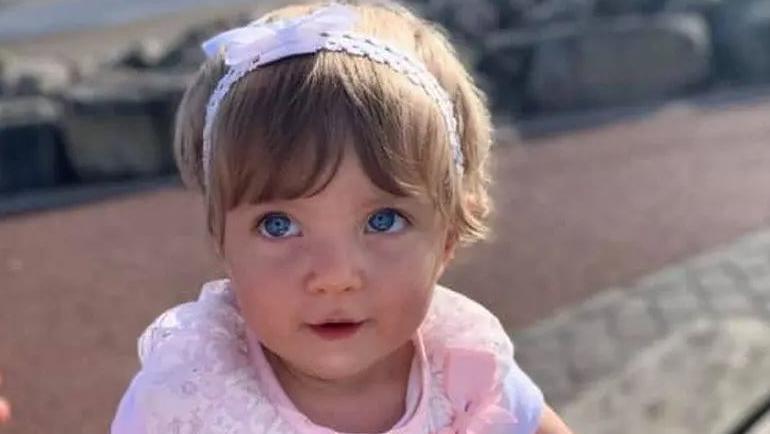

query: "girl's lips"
xmin=308 ymin=321 xmax=365 ymax=340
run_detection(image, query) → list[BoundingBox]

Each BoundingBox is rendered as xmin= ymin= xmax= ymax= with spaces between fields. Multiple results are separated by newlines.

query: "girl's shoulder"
xmin=136 ymin=279 xmax=245 ymax=367
xmin=116 ymin=281 xmax=541 ymax=434
xmin=138 ymin=281 xmax=514 ymax=369
xmin=422 ymin=285 xmax=515 ymax=364
xmin=113 ymin=279 xmax=299 ymax=433
xmin=136 ymin=281 xmax=515 ymax=381
xmin=421 ymin=286 xmax=544 ymax=434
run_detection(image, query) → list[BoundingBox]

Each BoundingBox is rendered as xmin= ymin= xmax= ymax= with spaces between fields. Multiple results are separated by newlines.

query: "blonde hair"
xmin=174 ymin=0 xmax=494 ymax=249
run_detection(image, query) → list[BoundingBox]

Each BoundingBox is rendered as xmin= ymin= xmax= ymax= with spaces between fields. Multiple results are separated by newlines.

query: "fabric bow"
xmin=201 ymin=3 xmax=357 ymax=67
xmin=436 ymin=348 xmax=518 ymax=434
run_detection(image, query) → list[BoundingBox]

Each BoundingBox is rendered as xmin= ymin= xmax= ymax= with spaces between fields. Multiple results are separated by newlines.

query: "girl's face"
xmin=222 ymin=151 xmax=455 ymax=383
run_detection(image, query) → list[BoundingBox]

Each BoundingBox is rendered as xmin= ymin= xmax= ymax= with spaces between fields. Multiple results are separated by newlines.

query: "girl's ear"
xmin=210 ymin=232 xmax=229 ymax=270
xmin=434 ymin=229 xmax=458 ymax=279
xmin=441 ymin=228 xmax=459 ymax=266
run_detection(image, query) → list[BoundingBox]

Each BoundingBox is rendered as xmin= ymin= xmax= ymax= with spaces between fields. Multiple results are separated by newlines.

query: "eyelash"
xmin=255 ymin=212 xmax=300 ymax=239
xmin=254 ymin=208 xmax=412 ymax=239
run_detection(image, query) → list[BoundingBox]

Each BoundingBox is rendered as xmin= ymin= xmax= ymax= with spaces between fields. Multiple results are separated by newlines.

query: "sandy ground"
xmin=2 ymin=7 xmax=770 ymax=434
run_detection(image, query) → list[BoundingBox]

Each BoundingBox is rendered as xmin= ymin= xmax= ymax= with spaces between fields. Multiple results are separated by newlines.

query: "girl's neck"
xmin=265 ymin=342 xmax=415 ymax=433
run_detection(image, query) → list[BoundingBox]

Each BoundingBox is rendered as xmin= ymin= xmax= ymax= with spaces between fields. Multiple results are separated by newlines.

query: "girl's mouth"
xmin=308 ymin=321 xmax=365 ymax=340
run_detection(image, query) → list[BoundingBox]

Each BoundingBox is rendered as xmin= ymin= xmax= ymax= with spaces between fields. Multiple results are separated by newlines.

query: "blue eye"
xmin=366 ymin=208 xmax=408 ymax=233
xmin=257 ymin=213 xmax=300 ymax=238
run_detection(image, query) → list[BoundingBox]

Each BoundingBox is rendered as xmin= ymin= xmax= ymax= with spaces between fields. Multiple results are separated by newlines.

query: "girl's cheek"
xmin=230 ymin=239 xmax=306 ymax=280
xmin=365 ymin=234 xmax=440 ymax=273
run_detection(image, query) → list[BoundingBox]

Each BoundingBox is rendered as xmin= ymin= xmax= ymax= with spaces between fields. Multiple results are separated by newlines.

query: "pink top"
xmin=110 ymin=280 xmax=545 ymax=434
xmin=245 ymin=329 xmax=431 ymax=433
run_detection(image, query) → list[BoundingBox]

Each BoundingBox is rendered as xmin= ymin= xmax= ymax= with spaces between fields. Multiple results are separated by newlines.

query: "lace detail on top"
xmin=123 ymin=280 xmax=517 ymax=434
xmin=422 ymin=287 xmax=515 ymax=382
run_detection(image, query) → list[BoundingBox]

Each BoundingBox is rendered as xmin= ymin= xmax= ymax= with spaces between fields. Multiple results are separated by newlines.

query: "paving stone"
xmin=512 ymin=309 xmax=576 ymax=344
xmin=514 ymin=330 xmax=566 ymax=375
xmin=691 ymin=264 xmax=739 ymax=292
xmin=686 ymin=250 xmax=734 ymax=273
xmin=523 ymin=357 xmax=577 ymax=407
xmin=517 ymin=229 xmax=770 ymax=429
xmin=729 ymin=251 xmax=770 ymax=280
xmin=747 ymin=272 xmax=770 ymax=297
xmin=566 ymin=287 xmax=627 ymax=321
xmin=738 ymin=229 xmax=770 ymax=249
xmin=688 ymin=267 xmax=759 ymax=317
xmin=566 ymin=315 xmax=620 ymax=387
xmin=561 ymin=318 xmax=770 ymax=434
xmin=609 ymin=296 xmax=664 ymax=354
xmin=708 ymin=291 xmax=758 ymax=317
xmin=635 ymin=266 xmax=689 ymax=291
xmin=513 ymin=315 xmax=578 ymax=406
xmin=652 ymin=284 xmax=704 ymax=328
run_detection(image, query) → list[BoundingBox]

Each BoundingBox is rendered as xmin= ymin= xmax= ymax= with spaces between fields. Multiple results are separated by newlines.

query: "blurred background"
xmin=1 ymin=0 xmax=770 ymax=432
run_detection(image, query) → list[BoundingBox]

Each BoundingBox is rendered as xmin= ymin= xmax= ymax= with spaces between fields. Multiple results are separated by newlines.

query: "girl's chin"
xmin=298 ymin=357 xmax=374 ymax=382
xmin=295 ymin=344 xmax=413 ymax=384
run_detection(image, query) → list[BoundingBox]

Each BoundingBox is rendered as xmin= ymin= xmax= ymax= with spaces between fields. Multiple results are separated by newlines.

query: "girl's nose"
xmin=305 ymin=240 xmax=364 ymax=295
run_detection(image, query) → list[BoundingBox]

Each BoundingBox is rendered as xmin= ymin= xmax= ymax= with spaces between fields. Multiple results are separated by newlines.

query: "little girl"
xmin=112 ymin=1 xmax=573 ymax=433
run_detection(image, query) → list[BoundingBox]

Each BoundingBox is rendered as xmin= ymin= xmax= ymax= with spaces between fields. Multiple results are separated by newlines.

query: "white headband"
xmin=200 ymin=3 xmax=463 ymax=189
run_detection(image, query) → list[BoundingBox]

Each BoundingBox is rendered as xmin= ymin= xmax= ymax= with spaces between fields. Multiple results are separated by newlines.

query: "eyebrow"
xmin=362 ymin=186 xmax=441 ymax=210
xmin=358 ymin=191 xmax=412 ymax=206
xmin=250 ymin=190 xmax=426 ymax=212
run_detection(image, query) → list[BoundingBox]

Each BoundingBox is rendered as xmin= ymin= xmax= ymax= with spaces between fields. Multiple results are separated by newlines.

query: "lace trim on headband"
xmin=202 ymin=31 xmax=463 ymax=189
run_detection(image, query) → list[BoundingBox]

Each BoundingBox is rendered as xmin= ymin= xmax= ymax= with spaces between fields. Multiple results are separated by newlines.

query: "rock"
xmin=478 ymin=22 xmax=582 ymax=114
xmin=518 ymin=0 xmax=595 ymax=24
xmin=526 ymin=14 xmax=711 ymax=111
xmin=0 ymin=49 xmax=12 ymax=96
xmin=594 ymin=0 xmax=668 ymax=15
xmin=60 ymin=69 xmax=193 ymax=181
xmin=98 ymin=12 xmax=254 ymax=72
xmin=422 ymin=0 xmax=593 ymax=38
xmin=561 ymin=318 xmax=770 ymax=434
xmin=109 ymin=38 xmax=171 ymax=70
xmin=423 ymin=0 xmax=502 ymax=40
xmin=0 ymin=54 xmax=76 ymax=97
xmin=710 ymin=0 xmax=770 ymax=83
xmin=476 ymin=28 xmax=541 ymax=114
xmin=498 ymin=0 xmax=595 ymax=27
xmin=664 ymin=0 xmax=723 ymax=13
xmin=0 ymin=97 xmax=69 ymax=193
xmin=155 ymin=13 xmax=253 ymax=70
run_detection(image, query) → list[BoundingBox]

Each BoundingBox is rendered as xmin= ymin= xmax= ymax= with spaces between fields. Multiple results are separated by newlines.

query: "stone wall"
xmin=413 ymin=0 xmax=770 ymax=114
xmin=0 ymin=13 xmax=248 ymax=193
xmin=1 ymin=0 xmax=768 ymax=193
